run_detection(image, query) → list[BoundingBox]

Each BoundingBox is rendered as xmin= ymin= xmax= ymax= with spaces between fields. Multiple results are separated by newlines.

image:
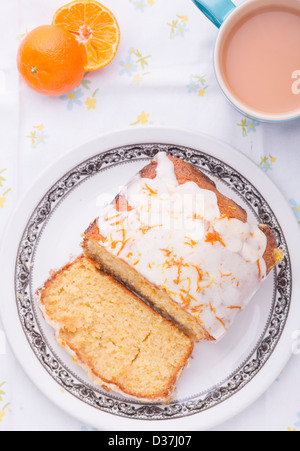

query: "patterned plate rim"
xmin=15 ymin=143 xmax=292 ymax=421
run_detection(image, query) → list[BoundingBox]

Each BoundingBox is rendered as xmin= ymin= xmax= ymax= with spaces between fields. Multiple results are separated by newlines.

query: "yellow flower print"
xmin=168 ymin=15 xmax=189 ymax=39
xmin=0 ymin=404 xmax=9 ymax=423
xmin=133 ymin=74 xmax=143 ymax=85
xmin=237 ymin=117 xmax=260 ymax=137
xmin=179 ymin=15 xmax=188 ymax=23
xmin=0 ymin=381 xmax=9 ymax=424
xmin=85 ymin=89 xmax=99 ymax=111
xmin=287 ymin=427 xmax=296 ymax=431
xmin=260 ymin=154 xmax=276 ymax=172
xmin=0 ymin=190 xmax=11 ymax=209
xmin=70 ymin=75 xmax=99 ymax=111
xmin=0 ymin=168 xmax=7 ymax=188
xmin=0 ymin=170 xmax=11 ymax=209
xmin=130 ymin=0 xmax=154 ymax=12
xmin=120 ymin=49 xmax=152 ymax=84
xmin=27 ymin=125 xmax=47 ymax=148
xmin=187 ymin=75 xmax=208 ymax=96
xmin=85 ymin=97 xmax=97 ymax=110
xmin=138 ymin=111 xmax=150 ymax=124
xmin=290 ymin=200 xmax=300 ymax=224
xmin=130 ymin=111 xmax=150 ymax=126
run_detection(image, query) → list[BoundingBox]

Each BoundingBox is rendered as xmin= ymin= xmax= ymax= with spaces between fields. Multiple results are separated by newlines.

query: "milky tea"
xmin=221 ymin=6 xmax=300 ymax=114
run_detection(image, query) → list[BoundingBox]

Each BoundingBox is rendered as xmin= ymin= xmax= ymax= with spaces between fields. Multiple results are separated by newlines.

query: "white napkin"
xmin=0 ymin=0 xmax=299 ymax=431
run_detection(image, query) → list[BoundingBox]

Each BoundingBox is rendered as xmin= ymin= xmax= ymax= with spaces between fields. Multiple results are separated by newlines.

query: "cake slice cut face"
xmin=83 ymin=153 xmax=283 ymax=342
xmin=37 ymin=257 xmax=193 ymax=402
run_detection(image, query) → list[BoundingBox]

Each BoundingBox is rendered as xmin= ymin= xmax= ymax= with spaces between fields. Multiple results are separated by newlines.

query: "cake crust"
xmin=37 ymin=256 xmax=193 ymax=402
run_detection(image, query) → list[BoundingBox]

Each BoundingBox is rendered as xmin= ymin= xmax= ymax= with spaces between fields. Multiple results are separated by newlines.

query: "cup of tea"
xmin=191 ymin=0 xmax=300 ymax=122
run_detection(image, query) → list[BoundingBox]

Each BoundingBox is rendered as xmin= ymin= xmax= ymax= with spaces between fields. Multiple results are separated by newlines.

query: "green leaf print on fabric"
xmin=237 ymin=117 xmax=260 ymax=137
xmin=168 ymin=15 xmax=189 ymax=39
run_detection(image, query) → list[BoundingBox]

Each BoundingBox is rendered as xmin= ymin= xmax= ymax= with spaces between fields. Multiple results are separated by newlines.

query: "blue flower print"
xmin=295 ymin=412 xmax=300 ymax=428
xmin=169 ymin=16 xmax=189 ymax=39
xmin=35 ymin=130 xmax=47 ymax=147
xmin=290 ymin=199 xmax=300 ymax=224
xmin=119 ymin=52 xmax=138 ymax=77
xmin=175 ymin=22 xmax=189 ymax=38
xmin=186 ymin=82 xmax=199 ymax=94
xmin=186 ymin=75 xmax=208 ymax=96
xmin=26 ymin=124 xmax=48 ymax=149
xmin=247 ymin=119 xmax=260 ymax=134
xmin=131 ymin=0 xmax=147 ymax=13
xmin=60 ymin=88 xmax=84 ymax=110
xmin=259 ymin=154 xmax=276 ymax=172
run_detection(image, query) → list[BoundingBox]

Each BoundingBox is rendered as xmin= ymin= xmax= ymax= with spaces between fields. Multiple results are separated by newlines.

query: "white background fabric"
xmin=0 ymin=0 xmax=299 ymax=431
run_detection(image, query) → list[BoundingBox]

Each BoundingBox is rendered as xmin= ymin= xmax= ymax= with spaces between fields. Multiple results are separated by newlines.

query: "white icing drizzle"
xmin=97 ymin=152 xmax=268 ymax=341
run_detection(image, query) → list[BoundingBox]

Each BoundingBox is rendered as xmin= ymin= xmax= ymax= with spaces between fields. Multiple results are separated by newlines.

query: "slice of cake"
xmin=83 ymin=152 xmax=284 ymax=342
xmin=37 ymin=256 xmax=193 ymax=402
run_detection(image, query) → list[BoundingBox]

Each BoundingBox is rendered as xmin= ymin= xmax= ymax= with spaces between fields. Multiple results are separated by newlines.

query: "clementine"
xmin=17 ymin=25 xmax=86 ymax=96
xmin=52 ymin=1 xmax=120 ymax=71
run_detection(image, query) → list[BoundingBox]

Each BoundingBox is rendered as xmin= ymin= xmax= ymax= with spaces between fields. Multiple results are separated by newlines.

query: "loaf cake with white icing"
xmin=37 ymin=256 xmax=193 ymax=402
xmin=83 ymin=153 xmax=283 ymax=342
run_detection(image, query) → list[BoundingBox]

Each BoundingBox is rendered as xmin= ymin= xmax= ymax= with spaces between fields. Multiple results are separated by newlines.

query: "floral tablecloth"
xmin=0 ymin=0 xmax=299 ymax=431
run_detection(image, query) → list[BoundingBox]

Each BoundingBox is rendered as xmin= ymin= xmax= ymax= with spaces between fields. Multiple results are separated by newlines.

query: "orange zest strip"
xmin=179 ymin=293 xmax=191 ymax=310
xmin=193 ymin=213 xmax=203 ymax=220
xmin=160 ymin=249 xmax=173 ymax=257
xmin=140 ymin=224 xmax=162 ymax=235
xmin=184 ymin=237 xmax=198 ymax=248
xmin=193 ymin=266 xmax=204 ymax=293
xmin=143 ymin=184 xmax=158 ymax=196
xmin=209 ymin=302 xmax=216 ymax=314
xmin=109 ymin=218 xmax=125 ymax=227
xmin=205 ymin=229 xmax=226 ymax=247
xmin=110 ymin=228 xmax=129 ymax=256
xmin=191 ymin=304 xmax=204 ymax=314
xmin=257 ymin=260 xmax=262 ymax=279
xmin=216 ymin=317 xmax=226 ymax=328
xmin=180 ymin=289 xmax=198 ymax=303
xmin=180 ymin=277 xmax=192 ymax=292
xmin=163 ymin=256 xmax=188 ymax=285
xmin=219 ymin=270 xmax=232 ymax=278
xmin=105 ymin=214 xmax=120 ymax=222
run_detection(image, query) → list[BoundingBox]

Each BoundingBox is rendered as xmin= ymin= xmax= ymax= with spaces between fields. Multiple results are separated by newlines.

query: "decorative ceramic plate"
xmin=1 ymin=128 xmax=299 ymax=431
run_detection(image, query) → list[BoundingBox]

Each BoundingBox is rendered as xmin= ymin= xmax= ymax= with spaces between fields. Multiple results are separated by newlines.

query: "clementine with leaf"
xmin=17 ymin=25 xmax=85 ymax=96
xmin=52 ymin=0 xmax=120 ymax=71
